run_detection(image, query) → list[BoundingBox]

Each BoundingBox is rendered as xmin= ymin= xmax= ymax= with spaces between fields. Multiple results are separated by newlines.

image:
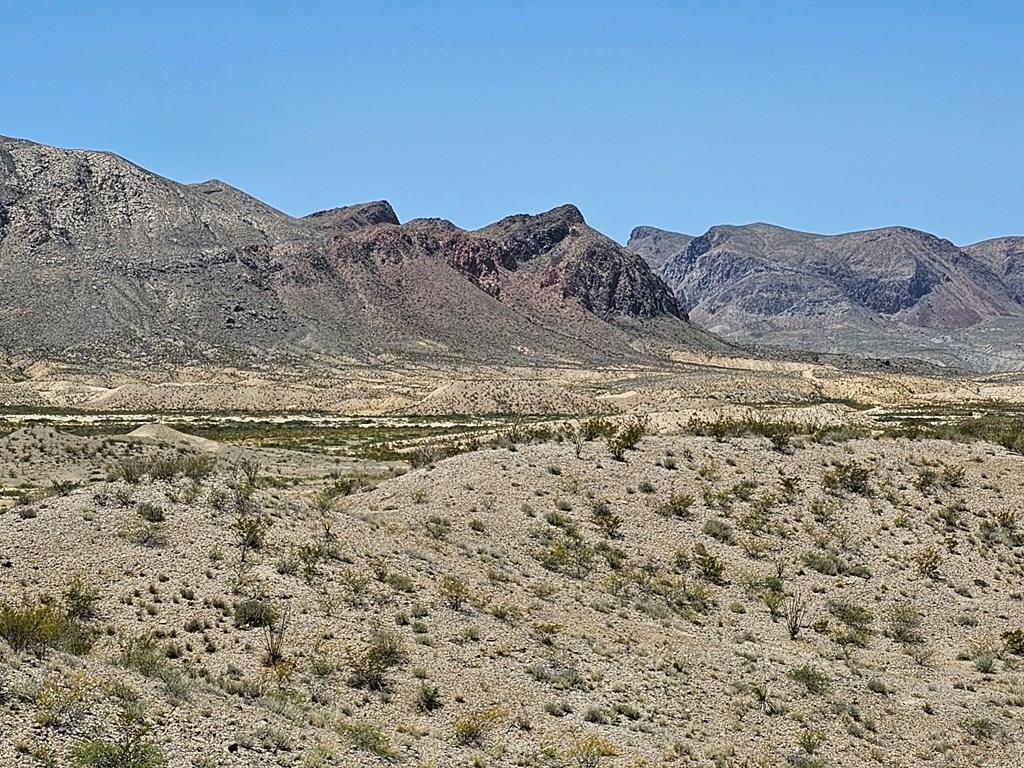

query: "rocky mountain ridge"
xmin=0 ymin=136 xmax=720 ymax=369
xmin=629 ymin=222 xmax=1024 ymax=371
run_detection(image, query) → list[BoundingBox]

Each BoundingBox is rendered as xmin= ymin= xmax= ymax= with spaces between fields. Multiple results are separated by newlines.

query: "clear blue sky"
xmin=5 ymin=1 xmax=1022 ymax=244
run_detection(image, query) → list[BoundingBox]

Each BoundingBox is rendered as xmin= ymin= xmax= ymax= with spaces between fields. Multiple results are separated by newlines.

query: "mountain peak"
xmin=304 ymin=200 xmax=399 ymax=232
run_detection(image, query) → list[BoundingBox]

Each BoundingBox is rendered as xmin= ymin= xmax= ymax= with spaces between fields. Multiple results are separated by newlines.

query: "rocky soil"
xmin=1 ymin=418 xmax=1022 ymax=767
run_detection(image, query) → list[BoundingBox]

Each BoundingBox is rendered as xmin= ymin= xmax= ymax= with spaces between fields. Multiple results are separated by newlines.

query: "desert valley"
xmin=1 ymin=135 xmax=1022 ymax=768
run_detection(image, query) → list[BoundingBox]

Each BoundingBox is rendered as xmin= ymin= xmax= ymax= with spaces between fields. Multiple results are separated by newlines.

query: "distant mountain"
xmin=963 ymin=236 xmax=1024 ymax=304
xmin=0 ymin=136 xmax=726 ymax=369
xmin=628 ymin=223 xmax=1024 ymax=371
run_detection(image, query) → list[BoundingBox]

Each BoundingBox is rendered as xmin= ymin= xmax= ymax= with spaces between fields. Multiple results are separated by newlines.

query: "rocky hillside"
xmin=1 ymin=421 xmax=1023 ymax=766
xmin=0 ymin=136 xmax=723 ymax=370
xmin=628 ymin=223 xmax=1024 ymax=371
xmin=964 ymin=237 xmax=1024 ymax=303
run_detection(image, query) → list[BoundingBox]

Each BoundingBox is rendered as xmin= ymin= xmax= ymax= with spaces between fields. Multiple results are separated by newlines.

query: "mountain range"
xmin=629 ymin=223 xmax=1024 ymax=371
xmin=0 ymin=135 xmax=722 ymax=370
xmin=2 ymin=134 xmax=1022 ymax=373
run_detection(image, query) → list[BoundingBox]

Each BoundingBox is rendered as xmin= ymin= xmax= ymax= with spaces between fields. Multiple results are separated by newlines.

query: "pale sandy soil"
xmin=1 ymin=422 xmax=1022 ymax=767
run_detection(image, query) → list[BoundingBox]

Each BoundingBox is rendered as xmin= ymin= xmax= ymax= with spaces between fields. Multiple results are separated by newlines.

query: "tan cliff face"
xmin=0 ymin=136 xmax=716 ymax=369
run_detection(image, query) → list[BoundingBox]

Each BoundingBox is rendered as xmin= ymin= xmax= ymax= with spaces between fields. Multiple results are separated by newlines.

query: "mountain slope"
xmin=964 ymin=236 xmax=1024 ymax=303
xmin=629 ymin=223 xmax=1024 ymax=371
xmin=0 ymin=136 xmax=726 ymax=368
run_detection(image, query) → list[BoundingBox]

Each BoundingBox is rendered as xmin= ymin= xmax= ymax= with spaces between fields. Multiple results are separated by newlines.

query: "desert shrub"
xmin=136 ymin=503 xmax=165 ymax=523
xmin=50 ymin=479 xmax=78 ymax=496
xmin=913 ymin=546 xmax=942 ymax=579
xmin=686 ymin=416 xmax=808 ymax=450
xmin=867 ymin=678 xmax=892 ymax=695
xmin=34 ymin=672 xmax=95 ymax=727
xmin=119 ymin=634 xmax=166 ymax=677
xmin=606 ymin=435 xmax=627 ymax=462
xmin=972 ymin=647 xmax=998 ymax=674
xmin=261 ymin=606 xmax=291 ymax=667
xmin=887 ymin=603 xmax=924 ymax=646
xmin=963 ymin=717 xmax=1000 ymax=741
xmin=567 ymin=735 xmax=618 ymax=768
xmin=914 ymin=468 xmax=941 ymax=494
xmin=182 ymin=454 xmax=216 ymax=481
xmin=425 ymin=515 xmax=452 ymax=541
xmin=789 ymin=665 xmax=829 ymax=695
xmin=935 ymin=501 xmax=967 ymax=529
xmin=453 ymin=706 xmax=503 ymax=746
xmin=537 ymin=532 xmax=594 ymax=579
xmin=233 ymin=599 xmax=277 ymax=629
xmin=344 ymin=721 xmax=395 ymax=758
xmin=657 ymin=492 xmax=695 ymax=519
xmin=580 ymin=417 xmax=617 ymax=441
xmin=63 ymin=576 xmax=101 ymax=622
xmin=230 ymin=512 xmax=272 ymax=561
xmin=828 ymin=600 xmax=874 ymax=646
xmin=785 ymin=591 xmax=809 ymax=639
xmin=760 ymin=589 xmax=785 ymax=621
xmin=590 ymin=500 xmax=622 ymax=539
xmin=703 ymin=516 xmax=735 ymax=544
xmin=414 ymin=682 xmax=442 ymax=713
xmin=616 ymin=415 xmax=650 ymax=450
xmin=797 ymin=729 xmax=826 ymax=756
xmin=692 ymin=544 xmax=725 ymax=584
xmin=348 ymin=629 xmax=407 ymax=690
xmin=124 ymin=521 xmax=167 ymax=548
xmin=439 ymin=575 xmax=471 ymax=611
xmin=110 ymin=457 xmax=148 ymax=485
xmin=1003 ymin=629 xmax=1024 ymax=656
xmin=822 ymin=461 xmax=871 ymax=496
xmin=71 ymin=725 xmax=166 ymax=768
xmin=802 ymin=548 xmax=870 ymax=578
xmin=0 ymin=597 xmax=90 ymax=655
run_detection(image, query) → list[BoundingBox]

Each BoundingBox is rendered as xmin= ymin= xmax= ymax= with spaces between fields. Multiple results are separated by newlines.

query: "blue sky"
xmin=5 ymin=1 xmax=1022 ymax=244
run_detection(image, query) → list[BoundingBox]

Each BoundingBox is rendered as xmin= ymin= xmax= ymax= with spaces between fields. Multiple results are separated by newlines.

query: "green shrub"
xmin=913 ymin=546 xmax=942 ymax=579
xmin=1003 ymin=628 xmax=1024 ymax=656
xmin=788 ymin=665 xmax=830 ymax=695
xmin=119 ymin=634 xmax=166 ymax=677
xmin=136 ymin=503 xmax=165 ymax=523
xmin=657 ymin=492 xmax=695 ymax=519
xmin=453 ymin=706 xmax=503 ymax=746
xmin=414 ymin=682 xmax=442 ymax=713
xmin=63 ymin=577 xmax=101 ymax=622
xmin=348 ymin=629 xmax=407 ymax=690
xmin=0 ymin=597 xmax=90 ymax=655
xmin=692 ymin=544 xmax=725 ymax=584
xmin=439 ymin=575 xmax=471 ymax=610
xmin=802 ymin=548 xmax=870 ymax=578
xmin=537 ymin=532 xmax=594 ymax=579
xmin=233 ymin=599 xmax=277 ymax=629
xmin=230 ymin=512 xmax=272 ymax=560
xmin=590 ymin=500 xmax=622 ymax=539
xmin=822 ymin=461 xmax=872 ymax=496
xmin=828 ymin=600 xmax=874 ymax=646
xmin=72 ymin=731 xmax=165 ymax=768
xmin=425 ymin=515 xmax=452 ymax=540
xmin=887 ymin=603 xmax=924 ymax=646
xmin=344 ymin=722 xmax=395 ymax=758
